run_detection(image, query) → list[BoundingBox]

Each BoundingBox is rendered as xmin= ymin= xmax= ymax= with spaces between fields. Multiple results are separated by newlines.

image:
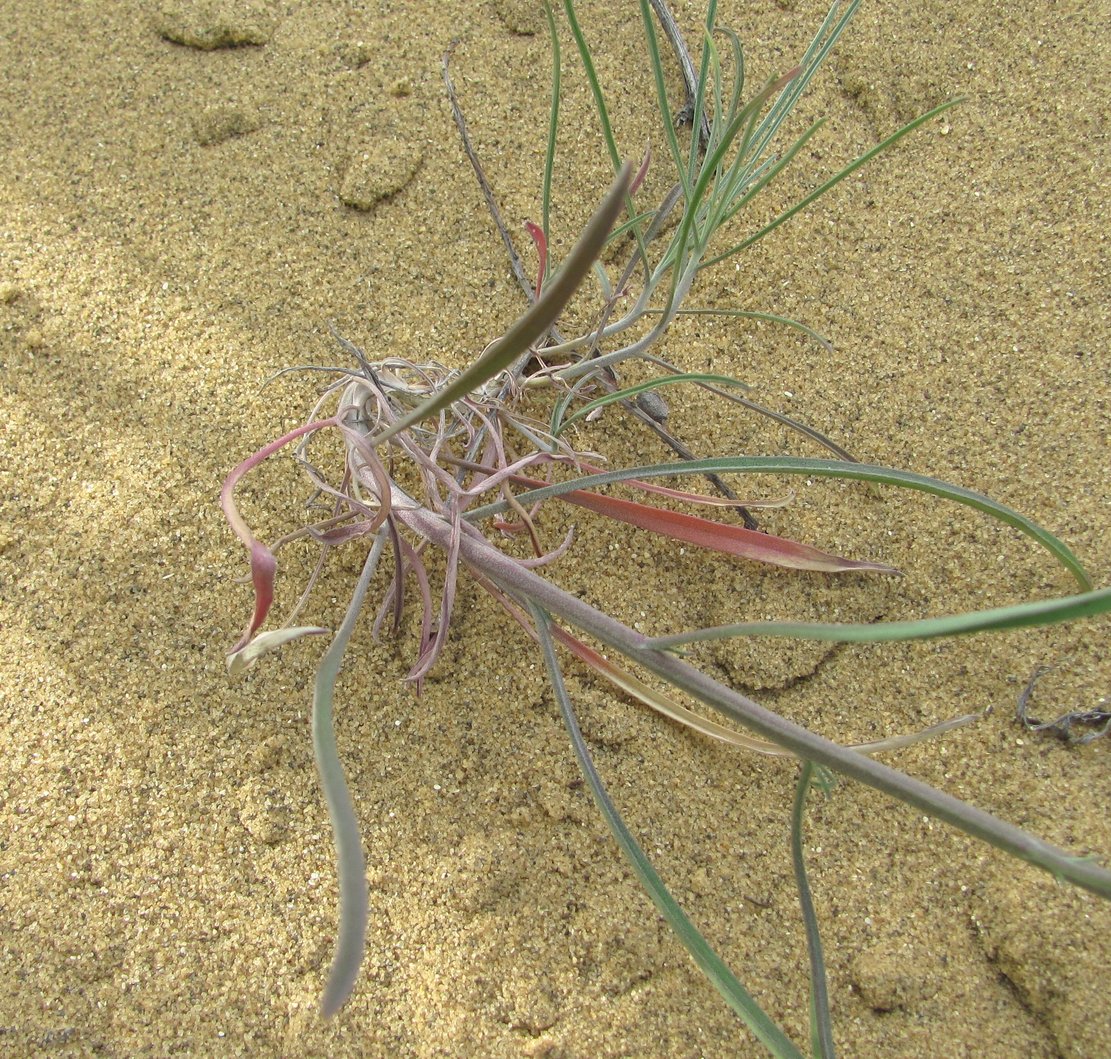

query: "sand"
xmin=1 ymin=1 xmax=1108 ymax=1055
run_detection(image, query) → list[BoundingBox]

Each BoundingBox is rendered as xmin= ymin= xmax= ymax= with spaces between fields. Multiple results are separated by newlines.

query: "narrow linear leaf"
xmin=540 ymin=0 xmax=561 ymax=242
xmin=372 ymin=162 xmax=633 ymax=447
xmin=316 ymin=532 xmax=387 ymax=1018
xmin=506 ymin=474 xmax=898 ymax=574
xmin=703 ymin=99 xmax=965 ymax=270
xmin=568 ymin=457 xmax=792 ymax=509
xmin=791 ymin=762 xmax=836 ymax=1059
xmin=557 ymin=372 xmax=751 ymax=434
xmin=221 ymin=418 xmax=340 ymax=651
xmin=465 ymin=457 xmax=1091 ymax=589
xmin=649 ymin=586 xmax=1111 ymax=650
xmin=527 ymin=599 xmax=805 ymax=1058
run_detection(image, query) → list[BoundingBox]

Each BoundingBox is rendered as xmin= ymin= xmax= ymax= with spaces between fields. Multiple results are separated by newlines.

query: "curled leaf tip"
xmin=227 ymin=626 xmax=330 ymax=678
xmin=228 ymin=539 xmax=278 ymax=655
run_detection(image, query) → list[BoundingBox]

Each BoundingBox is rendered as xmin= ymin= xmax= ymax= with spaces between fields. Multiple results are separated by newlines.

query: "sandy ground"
xmin=1 ymin=1 xmax=1108 ymax=1056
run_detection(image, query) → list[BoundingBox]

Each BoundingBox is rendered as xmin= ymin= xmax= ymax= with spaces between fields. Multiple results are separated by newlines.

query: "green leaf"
xmin=371 ymin=161 xmax=633 ymax=447
xmin=701 ymin=97 xmax=964 ymax=270
xmin=649 ymin=587 xmax=1111 ymax=651
xmin=528 ymin=599 xmax=805 ymax=1058
xmin=555 ymin=372 xmax=750 ymax=434
xmin=791 ymin=762 xmax=836 ymax=1059
xmin=466 ymin=456 xmax=1093 ymax=589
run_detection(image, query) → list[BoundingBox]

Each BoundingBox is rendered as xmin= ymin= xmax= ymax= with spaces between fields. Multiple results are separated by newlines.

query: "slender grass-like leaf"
xmin=638 ymin=0 xmax=691 ymax=200
xmin=701 ymin=98 xmax=964 ymax=271
xmin=541 ymin=0 xmax=561 ymax=244
xmin=718 ymin=25 xmax=745 ymax=142
xmin=686 ymin=0 xmax=720 ymax=183
xmin=747 ymin=0 xmax=858 ymax=161
xmin=371 ymin=162 xmax=632 ymax=447
xmin=530 ymin=478 xmax=899 ymax=573
xmin=791 ymin=762 xmax=836 ymax=1059
xmin=222 ymin=417 xmax=347 ymax=653
xmin=315 ymin=530 xmax=387 ymax=1018
xmin=527 ymin=599 xmax=806 ymax=1058
xmin=562 ymin=0 xmax=622 ymax=176
xmin=555 ymin=372 xmax=751 ymax=434
xmin=561 ymin=0 xmax=649 ymax=263
xmin=227 ymin=625 xmax=329 ymax=678
xmin=466 ymin=457 xmax=1092 ymax=589
xmin=649 ymin=586 xmax=1111 ymax=651
xmin=399 ymin=499 xmax=1111 ymax=900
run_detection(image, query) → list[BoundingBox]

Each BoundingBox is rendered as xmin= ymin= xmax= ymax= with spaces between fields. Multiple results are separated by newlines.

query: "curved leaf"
xmin=467 ymin=457 xmax=1092 ymax=589
xmin=649 ymin=586 xmax=1111 ymax=650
